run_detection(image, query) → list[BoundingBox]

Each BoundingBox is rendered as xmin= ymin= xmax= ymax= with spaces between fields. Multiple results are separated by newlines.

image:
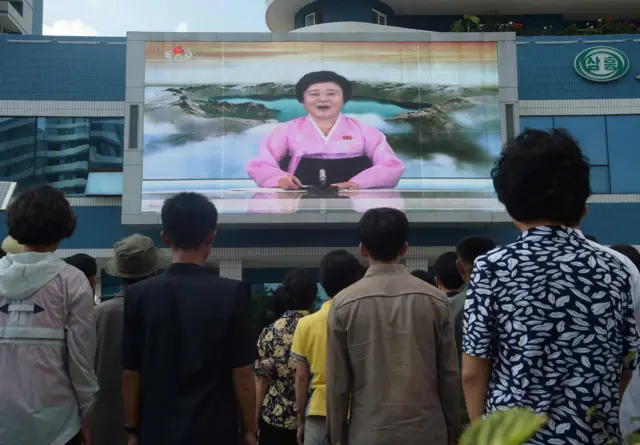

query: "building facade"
xmin=0 ymin=29 xmax=639 ymax=297
xmin=0 ymin=0 xmax=43 ymax=35
xmin=265 ymin=0 xmax=640 ymax=33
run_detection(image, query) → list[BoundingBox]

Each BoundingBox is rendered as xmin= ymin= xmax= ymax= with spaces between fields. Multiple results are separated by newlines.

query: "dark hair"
xmin=491 ymin=129 xmax=591 ymax=226
xmin=359 ymin=207 xmax=409 ymax=262
xmin=456 ymin=236 xmax=497 ymax=267
xmin=7 ymin=184 xmax=76 ymax=246
xmin=295 ymin=71 xmax=352 ymax=103
xmin=410 ymin=269 xmax=435 ymax=286
xmin=433 ymin=251 xmax=464 ymax=290
xmin=161 ymin=192 xmax=218 ymax=250
xmin=64 ymin=254 xmax=98 ymax=278
xmin=274 ymin=268 xmax=318 ymax=316
xmin=320 ymin=250 xmax=366 ymax=298
xmin=584 ymin=234 xmax=598 ymax=242
xmin=610 ymin=244 xmax=640 ymax=273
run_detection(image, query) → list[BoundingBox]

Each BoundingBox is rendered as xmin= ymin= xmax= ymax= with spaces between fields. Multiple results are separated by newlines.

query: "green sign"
xmin=574 ymin=46 xmax=630 ymax=83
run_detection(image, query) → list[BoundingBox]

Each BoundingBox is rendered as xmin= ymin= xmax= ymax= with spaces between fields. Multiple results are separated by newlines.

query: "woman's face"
xmin=303 ymin=82 xmax=344 ymax=121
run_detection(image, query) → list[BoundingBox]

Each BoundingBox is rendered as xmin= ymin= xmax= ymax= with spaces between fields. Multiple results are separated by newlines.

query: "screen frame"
xmin=123 ymin=31 xmax=518 ymax=227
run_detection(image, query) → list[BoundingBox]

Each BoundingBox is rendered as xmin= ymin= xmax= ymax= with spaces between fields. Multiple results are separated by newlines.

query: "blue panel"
xmin=519 ymin=117 xmax=553 ymax=133
xmin=590 ymin=166 xmax=610 ymax=194
xmin=553 ymin=116 xmax=608 ymax=165
xmin=86 ymin=172 xmax=123 ymax=196
xmin=606 ymin=115 xmax=640 ymax=194
xmin=517 ymin=38 xmax=640 ymax=100
xmin=0 ymin=203 xmax=638 ymax=248
xmin=0 ymin=35 xmax=126 ymax=102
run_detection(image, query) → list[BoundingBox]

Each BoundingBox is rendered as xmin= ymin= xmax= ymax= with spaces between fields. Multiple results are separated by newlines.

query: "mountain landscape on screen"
xmin=144 ymin=81 xmax=500 ymax=168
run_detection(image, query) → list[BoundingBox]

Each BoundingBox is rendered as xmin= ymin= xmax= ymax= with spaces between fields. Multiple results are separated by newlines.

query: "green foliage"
xmin=459 ymin=408 xmax=547 ymax=445
xmin=451 ymin=15 xmax=639 ymax=35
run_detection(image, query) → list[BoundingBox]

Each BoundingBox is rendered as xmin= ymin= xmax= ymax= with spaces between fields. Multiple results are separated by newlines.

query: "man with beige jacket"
xmin=326 ymin=208 xmax=460 ymax=445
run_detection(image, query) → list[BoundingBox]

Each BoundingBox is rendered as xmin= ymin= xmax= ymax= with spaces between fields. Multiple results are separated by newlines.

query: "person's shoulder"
xmin=585 ymin=240 xmax=640 ymax=280
xmin=472 ymin=244 xmax=514 ymax=270
xmin=95 ymin=297 xmax=123 ymax=316
xmin=59 ymin=263 xmax=93 ymax=294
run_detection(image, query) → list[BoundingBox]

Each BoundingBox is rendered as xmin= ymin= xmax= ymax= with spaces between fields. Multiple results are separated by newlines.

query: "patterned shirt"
xmin=256 ymin=310 xmax=309 ymax=430
xmin=463 ymin=226 xmax=640 ymax=445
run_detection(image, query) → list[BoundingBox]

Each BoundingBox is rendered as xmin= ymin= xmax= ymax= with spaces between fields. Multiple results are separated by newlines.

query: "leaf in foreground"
xmin=459 ymin=408 xmax=548 ymax=445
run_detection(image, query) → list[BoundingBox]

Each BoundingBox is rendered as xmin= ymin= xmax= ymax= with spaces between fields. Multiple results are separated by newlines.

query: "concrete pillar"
xmin=219 ymin=259 xmax=243 ymax=280
xmin=405 ymin=257 xmax=429 ymax=272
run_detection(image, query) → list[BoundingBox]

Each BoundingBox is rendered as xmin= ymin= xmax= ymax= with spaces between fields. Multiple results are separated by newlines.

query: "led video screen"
xmin=142 ymin=41 xmax=501 ymax=213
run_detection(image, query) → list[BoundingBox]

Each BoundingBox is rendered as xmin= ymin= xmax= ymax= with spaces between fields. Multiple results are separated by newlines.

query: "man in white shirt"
xmin=579 ymin=234 xmax=640 ymax=438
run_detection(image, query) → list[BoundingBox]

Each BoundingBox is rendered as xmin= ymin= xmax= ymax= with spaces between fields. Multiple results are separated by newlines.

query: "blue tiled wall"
xmin=0 ymin=35 xmax=126 ymax=102
xmin=0 ymin=204 xmax=637 ymax=248
xmin=518 ymin=36 xmax=640 ymax=100
xmin=520 ymin=115 xmax=640 ymax=194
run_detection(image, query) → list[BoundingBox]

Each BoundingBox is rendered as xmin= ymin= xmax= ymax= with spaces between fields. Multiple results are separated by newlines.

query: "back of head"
xmin=64 ymin=253 xmax=98 ymax=279
xmin=320 ymin=249 xmax=366 ymax=298
xmin=455 ymin=236 xmax=497 ymax=268
xmin=410 ymin=269 xmax=435 ymax=286
xmin=610 ymin=244 xmax=640 ymax=273
xmin=433 ymin=251 xmax=464 ymax=290
xmin=491 ymin=129 xmax=591 ymax=226
xmin=358 ymin=207 xmax=409 ymax=262
xmin=6 ymin=184 xmax=76 ymax=247
xmin=275 ymin=268 xmax=318 ymax=316
xmin=161 ymin=192 xmax=218 ymax=250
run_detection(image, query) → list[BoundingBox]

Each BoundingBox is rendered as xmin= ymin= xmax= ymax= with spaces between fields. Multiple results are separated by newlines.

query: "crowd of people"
xmin=0 ymin=128 xmax=639 ymax=445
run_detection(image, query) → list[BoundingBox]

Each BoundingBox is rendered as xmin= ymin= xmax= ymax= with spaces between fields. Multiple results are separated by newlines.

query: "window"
xmin=0 ymin=116 xmax=124 ymax=196
xmin=372 ymin=9 xmax=387 ymax=25
xmin=305 ymin=12 xmax=316 ymax=27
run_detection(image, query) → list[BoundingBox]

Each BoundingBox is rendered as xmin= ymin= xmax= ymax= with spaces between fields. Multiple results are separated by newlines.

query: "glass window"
xmin=372 ymin=9 xmax=387 ymax=25
xmin=305 ymin=12 xmax=316 ymax=27
xmin=36 ymin=117 xmax=91 ymax=196
xmin=0 ymin=117 xmax=37 ymax=192
xmin=0 ymin=116 xmax=124 ymax=196
xmin=90 ymin=117 xmax=124 ymax=170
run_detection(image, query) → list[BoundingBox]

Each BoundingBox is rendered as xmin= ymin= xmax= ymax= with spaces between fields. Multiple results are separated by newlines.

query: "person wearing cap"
xmin=92 ymin=234 xmax=160 ymax=445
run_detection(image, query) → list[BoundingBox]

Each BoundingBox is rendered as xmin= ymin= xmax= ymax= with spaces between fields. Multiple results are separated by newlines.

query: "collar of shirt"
xmin=365 ymin=263 xmax=407 ymax=277
xmin=164 ymin=263 xmax=208 ymax=275
xmin=281 ymin=309 xmax=310 ymax=320
xmin=518 ymin=225 xmax=579 ymax=242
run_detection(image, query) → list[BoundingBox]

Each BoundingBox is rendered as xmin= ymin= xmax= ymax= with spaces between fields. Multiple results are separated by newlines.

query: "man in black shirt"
xmin=122 ymin=192 xmax=257 ymax=445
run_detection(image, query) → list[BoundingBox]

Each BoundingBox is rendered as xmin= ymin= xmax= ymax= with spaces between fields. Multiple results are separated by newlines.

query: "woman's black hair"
xmin=491 ymin=129 xmax=591 ymax=226
xmin=295 ymin=71 xmax=352 ymax=103
xmin=273 ymin=268 xmax=318 ymax=317
xmin=7 ymin=184 xmax=76 ymax=246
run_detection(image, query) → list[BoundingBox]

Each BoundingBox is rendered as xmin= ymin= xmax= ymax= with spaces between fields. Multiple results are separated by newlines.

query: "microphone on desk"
xmin=319 ymin=169 xmax=327 ymax=188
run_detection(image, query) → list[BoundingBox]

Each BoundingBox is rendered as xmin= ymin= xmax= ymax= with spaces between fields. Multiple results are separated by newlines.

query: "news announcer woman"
xmin=245 ymin=71 xmax=405 ymax=190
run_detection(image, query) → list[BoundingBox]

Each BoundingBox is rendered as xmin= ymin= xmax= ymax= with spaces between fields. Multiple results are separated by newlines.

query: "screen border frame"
xmin=122 ymin=31 xmax=518 ymax=227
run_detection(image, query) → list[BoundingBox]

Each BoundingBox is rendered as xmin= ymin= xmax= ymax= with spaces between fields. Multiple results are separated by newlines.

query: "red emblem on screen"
xmin=343 ymin=135 xmax=352 ymax=140
xmin=164 ymin=45 xmax=193 ymax=60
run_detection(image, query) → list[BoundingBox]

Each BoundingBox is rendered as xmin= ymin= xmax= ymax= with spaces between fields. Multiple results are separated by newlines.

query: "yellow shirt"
xmin=291 ymin=300 xmax=331 ymax=417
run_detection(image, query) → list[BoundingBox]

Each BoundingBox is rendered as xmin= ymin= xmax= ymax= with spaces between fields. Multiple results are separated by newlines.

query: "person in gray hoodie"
xmin=0 ymin=184 xmax=99 ymax=445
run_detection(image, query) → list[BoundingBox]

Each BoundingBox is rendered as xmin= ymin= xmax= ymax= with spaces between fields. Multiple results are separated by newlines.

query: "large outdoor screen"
xmin=141 ymin=41 xmax=501 ymax=214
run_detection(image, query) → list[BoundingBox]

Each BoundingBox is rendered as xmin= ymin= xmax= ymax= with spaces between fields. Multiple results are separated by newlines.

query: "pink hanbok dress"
xmin=246 ymin=114 xmax=405 ymax=189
